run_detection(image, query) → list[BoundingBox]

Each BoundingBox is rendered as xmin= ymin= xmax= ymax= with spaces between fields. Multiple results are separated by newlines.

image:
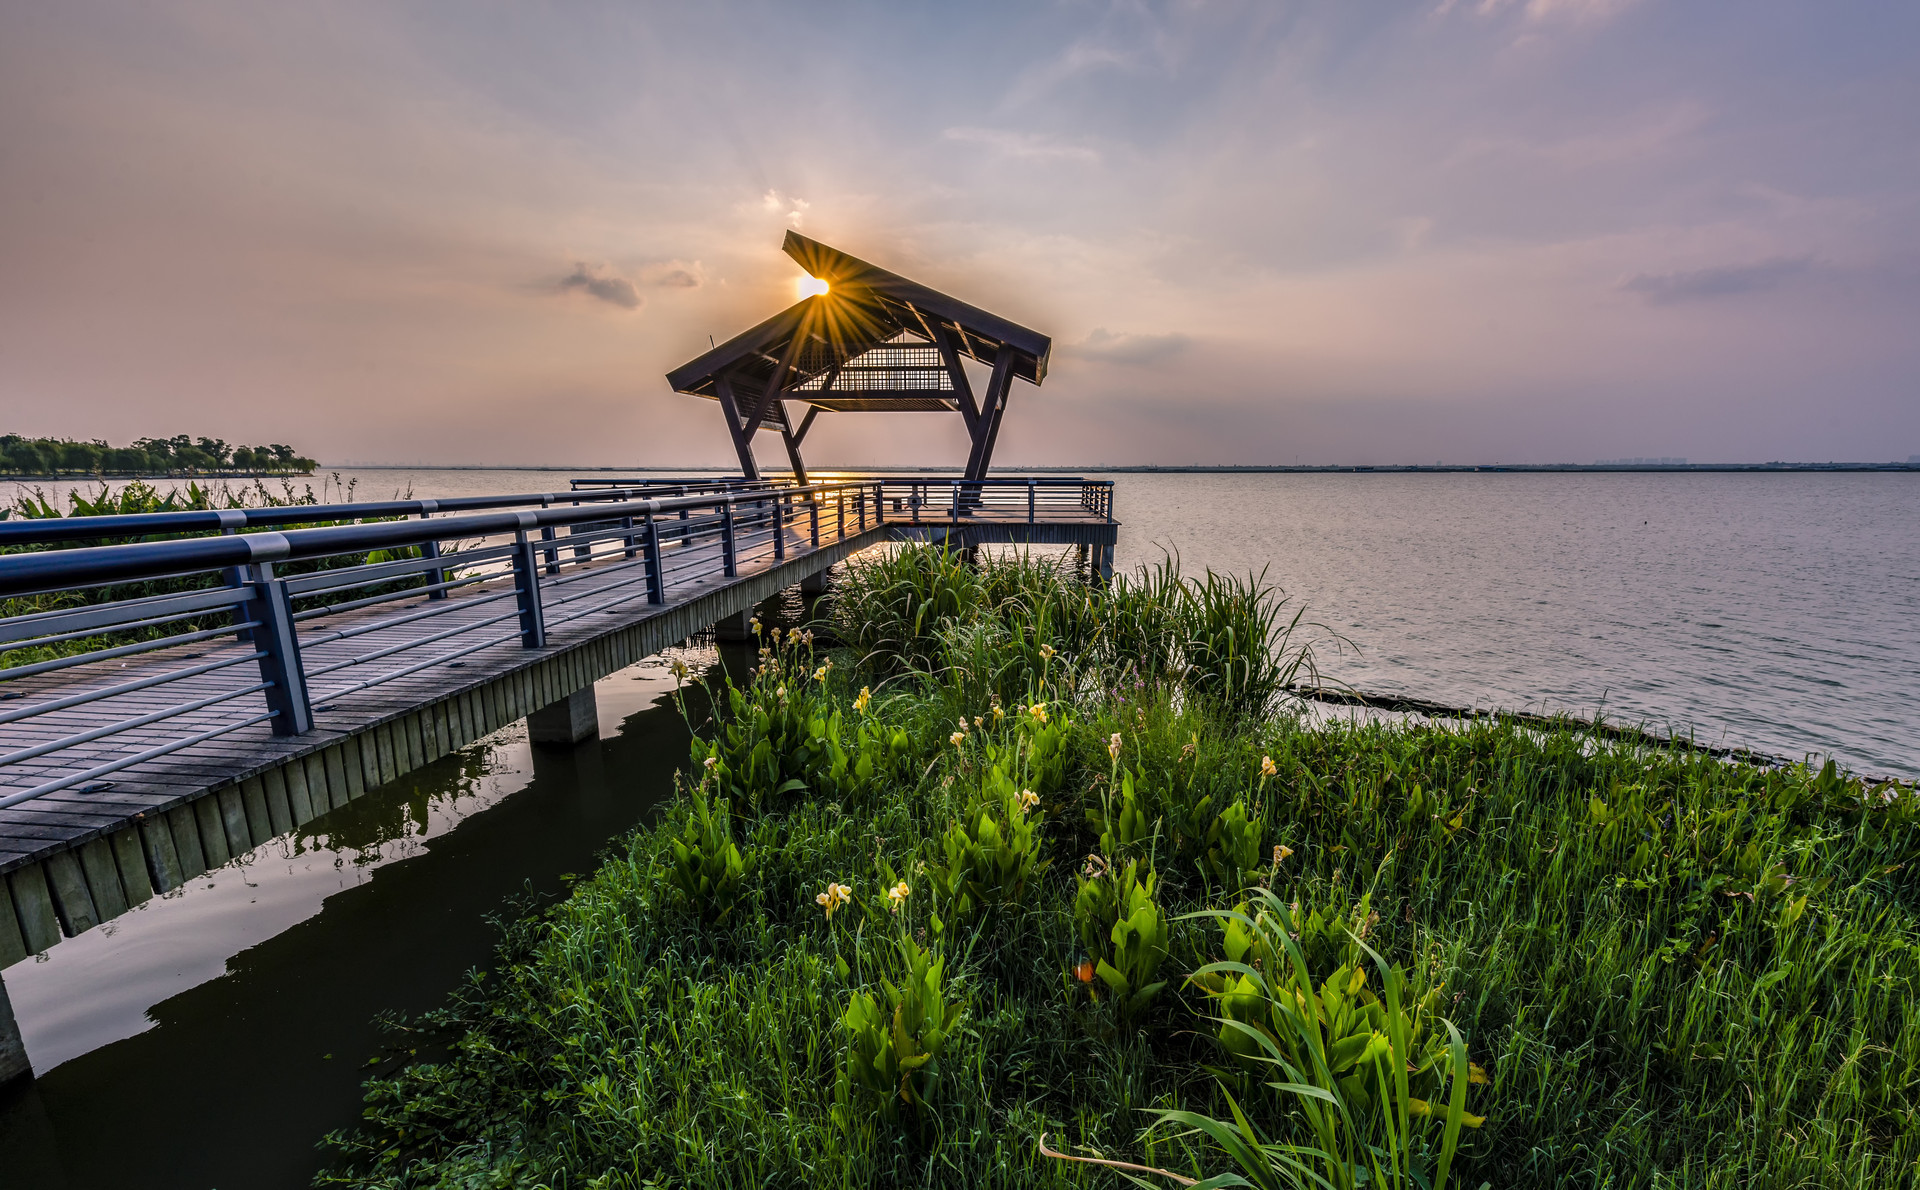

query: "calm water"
xmin=1 ymin=468 xmax=1913 ymax=1186
xmin=9 ymin=467 xmax=1913 ymax=774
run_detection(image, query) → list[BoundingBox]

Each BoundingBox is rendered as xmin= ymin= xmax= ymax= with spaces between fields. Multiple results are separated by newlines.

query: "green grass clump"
xmin=318 ymin=546 xmax=1919 ymax=1190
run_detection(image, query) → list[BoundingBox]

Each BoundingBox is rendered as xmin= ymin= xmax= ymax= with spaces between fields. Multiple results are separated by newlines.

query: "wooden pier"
xmin=0 ymin=476 xmax=1114 ymax=1080
xmin=0 ymin=231 xmax=1104 ymax=1083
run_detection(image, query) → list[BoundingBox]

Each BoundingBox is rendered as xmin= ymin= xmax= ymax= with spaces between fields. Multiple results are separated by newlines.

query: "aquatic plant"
xmin=1070 ymin=857 xmax=1169 ymax=1019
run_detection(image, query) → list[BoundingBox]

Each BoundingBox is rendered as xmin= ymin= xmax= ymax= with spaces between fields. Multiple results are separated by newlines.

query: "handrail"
xmin=0 ymin=478 xmax=771 ymax=548
xmin=0 ymin=480 xmax=878 ymax=598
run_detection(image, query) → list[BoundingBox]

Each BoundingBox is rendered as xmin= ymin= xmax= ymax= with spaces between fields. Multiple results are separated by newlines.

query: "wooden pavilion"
xmin=665 ymin=233 xmax=1051 ymax=483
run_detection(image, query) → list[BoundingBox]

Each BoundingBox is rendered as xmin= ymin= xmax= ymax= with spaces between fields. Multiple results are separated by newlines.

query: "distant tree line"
xmin=0 ymin=434 xmax=317 ymax=477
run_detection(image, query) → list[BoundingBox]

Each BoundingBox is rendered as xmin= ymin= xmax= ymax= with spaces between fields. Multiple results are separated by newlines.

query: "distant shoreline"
xmin=307 ymin=462 xmax=1920 ymax=475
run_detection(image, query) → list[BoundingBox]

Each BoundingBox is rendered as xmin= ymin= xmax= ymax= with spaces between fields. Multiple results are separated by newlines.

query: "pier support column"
xmin=714 ymin=610 xmax=754 ymax=642
xmin=1 ymin=974 xmax=30 ymax=1086
xmin=799 ymin=568 xmax=828 ymax=596
xmin=527 ymin=687 xmax=598 ymax=746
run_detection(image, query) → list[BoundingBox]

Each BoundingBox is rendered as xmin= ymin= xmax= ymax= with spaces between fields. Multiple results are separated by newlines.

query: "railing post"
xmin=772 ymin=494 xmax=786 ymax=561
xmin=643 ymin=513 xmax=665 ymax=604
xmin=218 ymin=511 xmax=255 ymax=641
xmin=1028 ymin=480 xmax=1036 ymax=524
xmin=539 ymin=524 xmax=560 ymax=576
xmin=419 ymin=500 xmax=447 ymax=600
xmin=950 ymin=483 xmax=960 ymax=523
xmin=857 ymin=487 xmax=866 ymax=530
xmin=248 ymin=562 xmax=313 ymax=736
xmin=621 ymin=515 xmax=637 ymax=560
xmin=569 ymin=499 xmax=592 ymax=563
xmin=511 ymin=527 xmax=547 ymax=648
xmin=837 ymin=491 xmax=846 ymax=539
xmin=809 ymin=498 xmax=820 ymax=548
xmin=721 ymin=499 xmax=738 ymax=577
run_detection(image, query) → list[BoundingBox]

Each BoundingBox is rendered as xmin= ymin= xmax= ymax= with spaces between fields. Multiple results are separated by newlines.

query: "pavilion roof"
xmin=664 ymin=232 xmax=1050 ymax=418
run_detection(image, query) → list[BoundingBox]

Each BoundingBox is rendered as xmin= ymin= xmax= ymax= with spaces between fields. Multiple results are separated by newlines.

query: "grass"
xmin=315 ymin=546 xmax=1919 ymax=1189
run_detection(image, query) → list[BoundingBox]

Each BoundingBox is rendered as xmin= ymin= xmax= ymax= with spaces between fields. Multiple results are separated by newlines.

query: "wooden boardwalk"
xmin=0 ymin=482 xmax=1116 ymax=974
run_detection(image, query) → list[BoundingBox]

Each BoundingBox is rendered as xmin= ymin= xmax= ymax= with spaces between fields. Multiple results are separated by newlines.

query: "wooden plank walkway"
xmin=0 ymin=500 xmax=1117 ymax=968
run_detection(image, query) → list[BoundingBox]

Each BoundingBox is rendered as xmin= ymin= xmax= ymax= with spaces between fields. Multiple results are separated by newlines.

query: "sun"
xmin=796 ymin=275 xmax=830 ymax=300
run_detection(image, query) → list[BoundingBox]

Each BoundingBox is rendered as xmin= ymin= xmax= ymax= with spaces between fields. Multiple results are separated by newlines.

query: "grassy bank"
xmin=319 ymin=547 xmax=1918 ymax=1189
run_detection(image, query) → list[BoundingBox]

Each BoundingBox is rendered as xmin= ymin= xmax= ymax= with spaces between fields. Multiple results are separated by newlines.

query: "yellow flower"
xmin=992 ymin=704 xmax=1005 ymax=721
xmin=770 ymin=625 xmax=782 ymax=642
xmin=853 ymin=686 xmax=872 ymax=713
xmin=1038 ymin=643 xmax=1056 ymax=661
xmin=1017 ymin=789 xmax=1040 ymax=814
xmin=813 ymin=666 xmax=828 ymax=682
xmin=1261 ymin=755 xmax=1277 ymax=778
xmin=750 ymin=617 xmax=762 ymax=635
xmin=775 ymin=686 xmax=787 ymax=699
xmin=1029 ymin=703 xmax=1049 ymax=724
xmin=816 ymin=881 xmax=853 ymax=918
xmin=703 ymin=755 xmax=717 ymax=770
xmin=1108 ymin=732 xmax=1123 ymax=761
xmin=950 ymin=731 xmax=967 ymax=747
xmin=669 ymin=658 xmax=690 ymax=681
xmin=1274 ymin=845 xmax=1293 ymax=865
xmin=973 ymin=715 xmax=983 ymax=728
xmin=887 ymin=881 xmax=911 ymax=910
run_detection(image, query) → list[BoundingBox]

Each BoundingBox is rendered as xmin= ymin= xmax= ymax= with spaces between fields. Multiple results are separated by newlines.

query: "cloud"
xmin=1621 ymin=257 xmax=1813 ymax=305
xmin=557 ymin=262 xmax=642 ymax=309
xmin=943 ymin=126 xmax=1100 ymax=164
xmin=1067 ymin=328 xmax=1190 ymax=365
xmin=640 ymin=261 xmax=703 ymax=288
xmin=761 ymin=189 xmax=809 ymax=228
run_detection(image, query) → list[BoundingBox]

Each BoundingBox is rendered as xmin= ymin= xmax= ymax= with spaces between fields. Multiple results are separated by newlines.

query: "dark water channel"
xmin=0 ymin=636 xmax=752 ymax=1188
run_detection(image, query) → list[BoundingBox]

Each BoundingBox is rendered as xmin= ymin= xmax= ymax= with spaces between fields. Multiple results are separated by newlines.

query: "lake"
xmin=8 ymin=467 xmax=1915 ymax=775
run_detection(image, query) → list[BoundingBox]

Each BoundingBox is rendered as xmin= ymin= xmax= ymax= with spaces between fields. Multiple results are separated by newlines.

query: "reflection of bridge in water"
xmin=0 ymin=232 xmax=1121 ymax=1083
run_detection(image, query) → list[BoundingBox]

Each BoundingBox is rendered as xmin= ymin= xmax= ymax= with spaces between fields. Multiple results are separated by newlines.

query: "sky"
xmin=1 ymin=1 xmax=1917 ymax=469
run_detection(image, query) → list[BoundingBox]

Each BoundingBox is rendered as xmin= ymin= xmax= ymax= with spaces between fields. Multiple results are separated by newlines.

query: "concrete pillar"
xmin=527 ymin=686 xmax=598 ymax=746
xmin=714 ymin=610 xmax=754 ymax=642
xmin=799 ymin=568 xmax=828 ymax=595
xmin=1 ymin=974 xmax=30 ymax=1086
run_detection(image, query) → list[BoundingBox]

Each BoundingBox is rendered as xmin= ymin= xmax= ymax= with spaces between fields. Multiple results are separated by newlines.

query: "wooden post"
xmin=419 ymin=501 xmax=448 ymax=600
xmin=248 ymin=563 xmax=313 ymax=737
xmin=1 ymin=974 xmax=29 ymax=1085
xmin=713 ymin=374 xmax=762 ymax=482
xmin=511 ymin=528 xmax=547 ymax=648
xmin=643 ymin=516 xmax=665 ymax=604
xmin=964 ymin=344 xmax=1019 ymax=481
xmin=527 ymin=687 xmax=597 ymax=746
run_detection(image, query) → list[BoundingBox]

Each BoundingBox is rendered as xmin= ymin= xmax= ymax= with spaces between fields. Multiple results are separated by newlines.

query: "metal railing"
xmin=868 ymin=477 xmax=1114 ymax=525
xmin=0 ymin=475 xmax=1111 ymax=811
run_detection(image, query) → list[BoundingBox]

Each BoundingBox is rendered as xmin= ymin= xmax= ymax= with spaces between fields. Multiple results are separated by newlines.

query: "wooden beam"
xmin=933 ymin=323 xmax=980 ymax=436
xmin=779 ymin=407 xmax=810 ymax=485
xmin=964 ymin=344 xmax=1018 ymax=480
xmin=713 ymin=373 xmax=762 ymax=481
xmin=743 ymin=329 xmax=807 ymax=438
xmin=790 ymin=405 xmax=821 ymax=448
